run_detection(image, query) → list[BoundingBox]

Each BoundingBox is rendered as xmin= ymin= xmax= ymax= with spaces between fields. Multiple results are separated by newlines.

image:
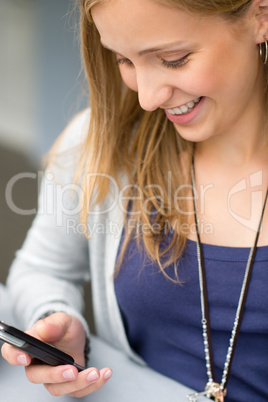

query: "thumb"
xmin=34 ymin=313 xmax=69 ymax=343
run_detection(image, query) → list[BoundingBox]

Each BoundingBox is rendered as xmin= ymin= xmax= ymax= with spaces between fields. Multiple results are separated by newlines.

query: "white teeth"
xmin=187 ymin=101 xmax=195 ymax=108
xmin=174 ymin=108 xmax=182 ymax=115
xmin=166 ymin=97 xmax=201 ymax=116
xmin=180 ymin=105 xmax=188 ymax=113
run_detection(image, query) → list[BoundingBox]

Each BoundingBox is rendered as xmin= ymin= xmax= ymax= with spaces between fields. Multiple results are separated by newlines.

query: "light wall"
xmin=0 ymin=0 xmax=37 ymax=153
xmin=0 ymin=0 xmax=87 ymax=158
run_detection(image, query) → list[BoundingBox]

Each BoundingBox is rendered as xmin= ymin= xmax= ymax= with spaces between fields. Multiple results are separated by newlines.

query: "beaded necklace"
xmin=187 ymin=159 xmax=268 ymax=401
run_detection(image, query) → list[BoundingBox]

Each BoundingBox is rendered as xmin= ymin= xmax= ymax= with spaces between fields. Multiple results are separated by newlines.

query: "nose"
xmin=136 ymin=69 xmax=173 ymax=112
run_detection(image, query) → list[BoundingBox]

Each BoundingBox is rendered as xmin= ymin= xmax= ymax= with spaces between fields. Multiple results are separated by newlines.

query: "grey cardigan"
xmin=7 ymin=109 xmax=144 ymax=365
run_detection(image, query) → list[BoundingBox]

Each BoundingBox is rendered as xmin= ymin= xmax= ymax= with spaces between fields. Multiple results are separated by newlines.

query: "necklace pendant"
xmin=205 ymin=382 xmax=226 ymax=402
xmin=187 ymin=383 xmax=226 ymax=402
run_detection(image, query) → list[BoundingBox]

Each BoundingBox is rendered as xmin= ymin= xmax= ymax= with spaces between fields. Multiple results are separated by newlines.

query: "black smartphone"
xmin=0 ymin=321 xmax=85 ymax=371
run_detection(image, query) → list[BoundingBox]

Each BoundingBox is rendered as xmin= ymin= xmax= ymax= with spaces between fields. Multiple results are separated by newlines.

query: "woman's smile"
xmin=165 ymin=96 xmax=204 ymax=124
xmin=165 ymin=97 xmax=202 ymax=115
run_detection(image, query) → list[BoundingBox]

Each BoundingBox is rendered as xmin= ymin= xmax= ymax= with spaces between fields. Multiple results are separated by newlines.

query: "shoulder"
xmin=54 ymin=108 xmax=91 ymax=154
xmin=47 ymin=108 xmax=91 ymax=184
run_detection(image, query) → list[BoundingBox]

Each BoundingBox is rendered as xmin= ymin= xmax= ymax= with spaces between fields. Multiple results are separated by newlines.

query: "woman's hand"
xmin=1 ymin=313 xmax=112 ymax=398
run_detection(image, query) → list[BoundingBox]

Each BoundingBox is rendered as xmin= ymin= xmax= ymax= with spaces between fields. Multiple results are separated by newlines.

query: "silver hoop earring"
xmin=259 ymin=37 xmax=268 ymax=65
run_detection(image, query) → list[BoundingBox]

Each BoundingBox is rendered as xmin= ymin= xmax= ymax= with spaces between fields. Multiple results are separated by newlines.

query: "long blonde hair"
xmin=71 ymin=0 xmax=258 ymax=279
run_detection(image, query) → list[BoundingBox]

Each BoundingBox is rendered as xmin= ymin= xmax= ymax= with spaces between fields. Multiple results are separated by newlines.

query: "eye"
xmin=115 ymin=57 xmax=134 ymax=67
xmin=161 ymin=54 xmax=190 ymax=69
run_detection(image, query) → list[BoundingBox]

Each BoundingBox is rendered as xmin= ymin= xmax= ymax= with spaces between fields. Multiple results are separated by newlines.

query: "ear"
xmin=252 ymin=0 xmax=268 ymax=43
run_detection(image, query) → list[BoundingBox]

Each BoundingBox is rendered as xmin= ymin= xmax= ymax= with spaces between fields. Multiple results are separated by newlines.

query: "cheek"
xmin=182 ymin=62 xmax=229 ymax=100
xmin=190 ymin=43 xmax=251 ymax=100
xmin=183 ymin=44 xmax=235 ymax=97
xmin=119 ymin=67 xmax=138 ymax=92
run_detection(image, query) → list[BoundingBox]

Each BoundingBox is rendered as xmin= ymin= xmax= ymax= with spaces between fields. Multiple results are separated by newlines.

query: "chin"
xmin=174 ymin=125 xmax=214 ymax=143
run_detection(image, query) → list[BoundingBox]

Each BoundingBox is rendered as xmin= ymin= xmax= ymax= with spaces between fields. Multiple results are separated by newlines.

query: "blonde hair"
xmin=68 ymin=0 xmax=258 ymax=279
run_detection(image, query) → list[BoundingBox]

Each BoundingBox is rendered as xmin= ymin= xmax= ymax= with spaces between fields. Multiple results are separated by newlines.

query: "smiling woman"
xmin=2 ymin=0 xmax=268 ymax=401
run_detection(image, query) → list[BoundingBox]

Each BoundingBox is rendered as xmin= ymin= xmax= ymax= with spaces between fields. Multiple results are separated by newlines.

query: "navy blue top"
xmin=114 ymin=231 xmax=268 ymax=402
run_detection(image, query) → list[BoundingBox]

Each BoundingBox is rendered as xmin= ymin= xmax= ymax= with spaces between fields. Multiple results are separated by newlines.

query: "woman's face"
xmin=92 ymin=0 xmax=264 ymax=143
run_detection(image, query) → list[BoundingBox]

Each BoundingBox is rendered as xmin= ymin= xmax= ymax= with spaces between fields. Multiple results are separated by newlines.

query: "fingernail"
xmin=104 ymin=369 xmax=112 ymax=381
xmin=87 ymin=369 xmax=99 ymax=382
xmin=17 ymin=355 xmax=27 ymax=365
xmin=63 ymin=369 xmax=76 ymax=380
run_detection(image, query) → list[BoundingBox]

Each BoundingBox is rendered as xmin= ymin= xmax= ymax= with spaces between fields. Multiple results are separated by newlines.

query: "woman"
xmin=2 ymin=0 xmax=268 ymax=400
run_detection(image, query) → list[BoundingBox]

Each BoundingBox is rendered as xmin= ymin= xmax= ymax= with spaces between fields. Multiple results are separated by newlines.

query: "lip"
xmin=164 ymin=97 xmax=205 ymax=125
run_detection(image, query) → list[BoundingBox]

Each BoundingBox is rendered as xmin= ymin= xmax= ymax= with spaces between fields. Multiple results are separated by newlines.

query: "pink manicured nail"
xmin=17 ymin=355 xmax=27 ymax=365
xmin=87 ymin=370 xmax=99 ymax=382
xmin=63 ymin=369 xmax=76 ymax=380
xmin=104 ymin=369 xmax=112 ymax=380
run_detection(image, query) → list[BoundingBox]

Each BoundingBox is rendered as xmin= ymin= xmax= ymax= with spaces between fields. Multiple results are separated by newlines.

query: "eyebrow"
xmin=100 ymin=40 xmax=189 ymax=56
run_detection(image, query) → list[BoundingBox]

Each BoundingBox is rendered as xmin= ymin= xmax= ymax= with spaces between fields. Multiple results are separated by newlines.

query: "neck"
xmin=195 ymin=120 xmax=268 ymax=167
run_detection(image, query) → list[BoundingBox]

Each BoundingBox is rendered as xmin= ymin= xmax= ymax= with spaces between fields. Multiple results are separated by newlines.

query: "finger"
xmin=1 ymin=343 xmax=31 ymax=366
xmin=67 ymin=368 xmax=113 ymax=398
xmin=25 ymin=363 xmax=79 ymax=385
xmin=44 ymin=367 xmax=112 ymax=398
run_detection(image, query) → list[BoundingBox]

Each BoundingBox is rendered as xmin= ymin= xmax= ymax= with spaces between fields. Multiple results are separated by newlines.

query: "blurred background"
xmin=0 ymin=0 xmax=88 ymax=289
